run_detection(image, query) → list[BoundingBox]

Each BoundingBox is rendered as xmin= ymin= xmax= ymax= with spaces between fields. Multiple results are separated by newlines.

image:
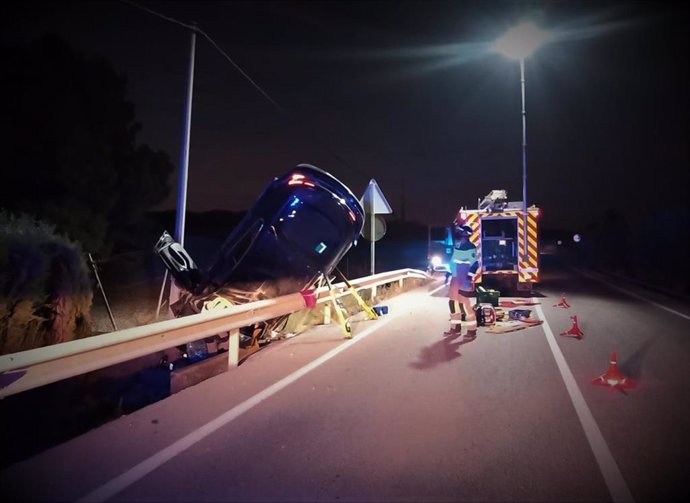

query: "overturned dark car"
xmin=154 ymin=164 xmax=364 ymax=355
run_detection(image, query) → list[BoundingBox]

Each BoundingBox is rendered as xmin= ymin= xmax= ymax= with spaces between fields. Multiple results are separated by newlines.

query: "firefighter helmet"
xmin=456 ymin=224 xmax=472 ymax=236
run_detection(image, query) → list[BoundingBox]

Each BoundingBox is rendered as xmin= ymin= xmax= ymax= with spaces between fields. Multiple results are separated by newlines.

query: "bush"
xmin=0 ymin=211 xmax=93 ymax=355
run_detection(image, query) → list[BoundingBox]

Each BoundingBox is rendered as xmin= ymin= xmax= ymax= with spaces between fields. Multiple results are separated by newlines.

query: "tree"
xmin=0 ymin=210 xmax=93 ymax=355
xmin=0 ymin=34 xmax=174 ymax=256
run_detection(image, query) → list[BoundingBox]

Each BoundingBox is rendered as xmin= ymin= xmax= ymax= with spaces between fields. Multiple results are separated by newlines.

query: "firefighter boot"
xmin=463 ymin=329 xmax=477 ymax=341
xmin=443 ymin=324 xmax=461 ymax=337
xmin=444 ymin=313 xmax=463 ymax=336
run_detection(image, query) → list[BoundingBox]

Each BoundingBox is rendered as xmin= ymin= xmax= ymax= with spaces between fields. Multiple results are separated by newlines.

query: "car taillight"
xmin=288 ymin=174 xmax=305 ymax=185
xmin=288 ymin=173 xmax=314 ymax=187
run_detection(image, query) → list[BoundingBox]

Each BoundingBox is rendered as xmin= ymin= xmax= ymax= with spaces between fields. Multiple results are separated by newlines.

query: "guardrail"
xmin=0 ymin=268 xmax=430 ymax=398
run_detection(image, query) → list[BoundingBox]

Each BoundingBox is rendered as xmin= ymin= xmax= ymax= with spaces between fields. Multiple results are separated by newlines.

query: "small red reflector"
xmin=300 ymin=289 xmax=317 ymax=308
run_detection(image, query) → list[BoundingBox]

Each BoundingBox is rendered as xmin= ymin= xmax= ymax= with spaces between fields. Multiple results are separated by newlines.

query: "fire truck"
xmin=434 ymin=190 xmax=541 ymax=292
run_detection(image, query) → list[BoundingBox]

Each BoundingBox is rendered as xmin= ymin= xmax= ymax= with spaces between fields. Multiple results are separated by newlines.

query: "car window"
xmin=276 ymin=202 xmax=341 ymax=263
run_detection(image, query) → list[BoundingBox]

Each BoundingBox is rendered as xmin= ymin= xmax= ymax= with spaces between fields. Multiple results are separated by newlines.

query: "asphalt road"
xmin=1 ymin=265 xmax=688 ymax=502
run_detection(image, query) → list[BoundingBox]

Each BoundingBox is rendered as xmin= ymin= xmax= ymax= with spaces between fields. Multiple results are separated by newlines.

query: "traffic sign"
xmin=360 ymin=179 xmax=392 ymax=214
xmin=360 ymin=215 xmax=386 ymax=241
xmin=359 ymin=179 xmax=391 ymax=276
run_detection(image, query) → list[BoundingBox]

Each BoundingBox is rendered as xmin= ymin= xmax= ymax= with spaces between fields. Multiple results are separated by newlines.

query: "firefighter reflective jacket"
xmin=451 ymin=240 xmax=478 ymax=292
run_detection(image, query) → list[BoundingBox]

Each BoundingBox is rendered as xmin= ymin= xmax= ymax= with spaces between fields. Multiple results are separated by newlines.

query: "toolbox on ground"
xmin=476 ymin=286 xmax=500 ymax=306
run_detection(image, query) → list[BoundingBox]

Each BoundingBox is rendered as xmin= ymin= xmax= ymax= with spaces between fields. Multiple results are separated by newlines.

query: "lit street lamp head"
xmin=494 ymin=21 xmax=549 ymax=60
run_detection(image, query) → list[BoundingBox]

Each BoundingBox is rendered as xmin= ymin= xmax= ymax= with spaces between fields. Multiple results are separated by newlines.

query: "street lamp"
xmin=494 ymin=21 xmax=548 ymax=258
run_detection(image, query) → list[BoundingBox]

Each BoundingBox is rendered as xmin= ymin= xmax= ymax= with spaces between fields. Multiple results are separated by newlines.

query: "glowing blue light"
xmin=290 ymin=196 xmax=301 ymax=207
xmin=315 ymin=242 xmax=327 ymax=254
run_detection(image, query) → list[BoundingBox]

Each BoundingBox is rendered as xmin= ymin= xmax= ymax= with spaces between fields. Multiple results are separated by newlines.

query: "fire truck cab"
xmin=457 ymin=190 xmax=540 ymax=293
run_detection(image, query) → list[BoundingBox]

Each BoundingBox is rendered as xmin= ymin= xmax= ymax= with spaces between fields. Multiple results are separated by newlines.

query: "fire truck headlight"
xmin=430 ymin=255 xmax=442 ymax=267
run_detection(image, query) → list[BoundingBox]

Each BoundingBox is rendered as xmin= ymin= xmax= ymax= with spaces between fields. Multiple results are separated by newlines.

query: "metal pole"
xmin=520 ymin=58 xmax=528 ymax=259
xmin=370 ymin=211 xmax=375 ymax=276
xmin=175 ymin=24 xmax=197 ymax=247
xmin=169 ymin=24 xmax=197 ymax=309
xmin=88 ymin=253 xmax=117 ymax=331
xmin=368 ymin=186 xmax=376 ymax=299
xmin=155 ymin=269 xmax=168 ymax=320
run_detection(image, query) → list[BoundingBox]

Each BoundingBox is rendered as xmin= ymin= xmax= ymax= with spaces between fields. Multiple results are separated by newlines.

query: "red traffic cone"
xmin=553 ymin=293 xmax=570 ymax=308
xmin=559 ymin=315 xmax=584 ymax=339
xmin=592 ymin=352 xmax=634 ymax=389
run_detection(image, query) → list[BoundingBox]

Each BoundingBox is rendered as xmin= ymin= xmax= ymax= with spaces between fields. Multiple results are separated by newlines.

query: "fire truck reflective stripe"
xmin=464 ymin=213 xmax=482 ymax=283
xmin=518 ymin=223 xmax=526 ymax=262
xmin=528 ymin=213 xmax=538 ymax=279
xmin=516 ymin=211 xmax=539 ymax=283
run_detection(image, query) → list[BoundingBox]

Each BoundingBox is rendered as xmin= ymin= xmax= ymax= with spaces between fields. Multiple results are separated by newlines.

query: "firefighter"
xmin=444 ymin=223 xmax=478 ymax=340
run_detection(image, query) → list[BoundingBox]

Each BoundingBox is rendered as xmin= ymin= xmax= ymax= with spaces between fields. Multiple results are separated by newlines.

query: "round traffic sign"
xmin=361 ymin=215 xmax=386 ymax=241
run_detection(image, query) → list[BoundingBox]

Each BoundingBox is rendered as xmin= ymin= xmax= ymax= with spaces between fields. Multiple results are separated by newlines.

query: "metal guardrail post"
xmin=227 ymin=329 xmax=239 ymax=367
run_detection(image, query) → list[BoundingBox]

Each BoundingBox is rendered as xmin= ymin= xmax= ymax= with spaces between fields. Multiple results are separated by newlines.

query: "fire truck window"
xmin=482 ymin=219 xmax=517 ymax=239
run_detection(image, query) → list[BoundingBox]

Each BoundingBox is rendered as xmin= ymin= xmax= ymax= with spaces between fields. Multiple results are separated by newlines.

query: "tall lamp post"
xmin=175 ymin=23 xmax=197 ymax=250
xmin=494 ymin=21 xmax=548 ymax=258
xmin=161 ymin=23 xmax=197 ymax=315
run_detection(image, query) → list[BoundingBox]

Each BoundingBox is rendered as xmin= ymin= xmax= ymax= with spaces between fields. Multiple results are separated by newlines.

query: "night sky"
xmin=4 ymin=0 xmax=689 ymax=233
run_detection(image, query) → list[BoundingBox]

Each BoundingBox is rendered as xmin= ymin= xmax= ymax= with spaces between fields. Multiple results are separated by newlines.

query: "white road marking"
xmin=534 ymin=301 xmax=635 ymax=503
xmin=84 ymin=281 xmax=621 ymax=503
xmin=577 ymin=269 xmax=690 ymax=321
xmin=429 ymin=281 xmax=448 ymax=296
xmin=77 ymin=314 xmax=398 ymax=503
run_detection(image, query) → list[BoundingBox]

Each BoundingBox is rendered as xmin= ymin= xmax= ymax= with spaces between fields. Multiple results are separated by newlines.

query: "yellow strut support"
xmin=334 ymin=267 xmax=379 ymax=321
xmin=324 ymin=274 xmax=352 ymax=339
